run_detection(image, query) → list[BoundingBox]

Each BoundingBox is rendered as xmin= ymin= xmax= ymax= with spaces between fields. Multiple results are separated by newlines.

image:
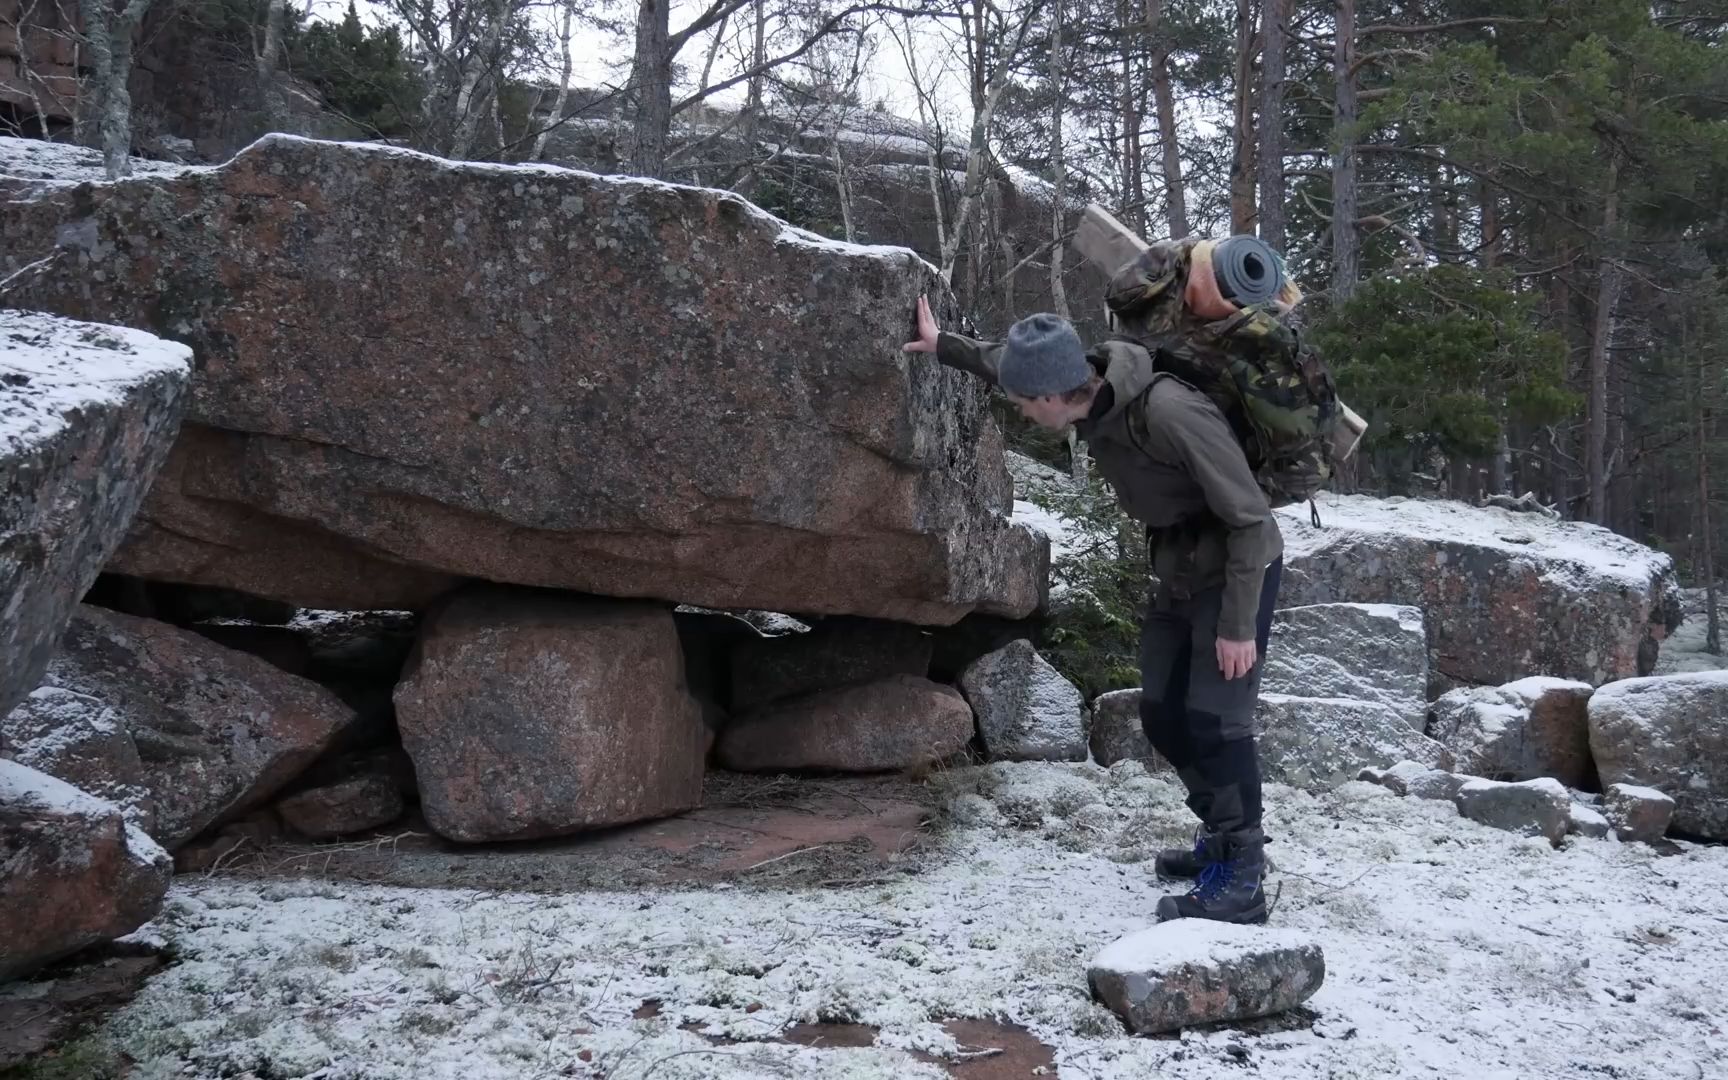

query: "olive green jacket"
xmin=936 ymin=330 xmax=1282 ymax=640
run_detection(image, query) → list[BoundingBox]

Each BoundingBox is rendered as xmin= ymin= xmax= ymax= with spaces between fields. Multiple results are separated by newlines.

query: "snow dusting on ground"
xmin=90 ymin=762 xmax=1728 ymax=1079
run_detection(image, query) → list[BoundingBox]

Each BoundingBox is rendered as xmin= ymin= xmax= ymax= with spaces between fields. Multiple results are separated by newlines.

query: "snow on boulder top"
xmin=1593 ymin=668 xmax=1728 ymax=700
xmin=0 ymin=757 xmax=118 ymax=820
xmin=1 ymin=309 xmax=193 ymax=453
xmin=1280 ymin=494 xmax=1672 ymax=592
xmin=0 ymin=136 xmax=195 ymax=189
xmin=1090 ymin=918 xmax=1318 ymax=973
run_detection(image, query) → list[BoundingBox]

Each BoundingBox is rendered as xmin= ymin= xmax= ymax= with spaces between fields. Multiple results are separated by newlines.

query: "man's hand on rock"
xmin=903 ymin=295 xmax=940 ymax=354
xmin=1217 ymin=638 xmax=1257 ymax=681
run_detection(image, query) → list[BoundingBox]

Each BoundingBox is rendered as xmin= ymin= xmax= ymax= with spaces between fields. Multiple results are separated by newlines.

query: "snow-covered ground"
xmin=89 ymin=762 xmax=1728 ymax=1079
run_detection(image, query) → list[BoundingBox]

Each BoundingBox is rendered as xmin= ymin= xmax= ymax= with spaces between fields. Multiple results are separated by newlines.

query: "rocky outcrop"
xmin=0 ymin=135 xmax=1045 ymax=625
xmin=1429 ymin=677 xmax=1597 ymax=789
xmin=1088 ymin=921 xmax=1325 ymax=1034
xmin=1588 ymin=671 xmax=1728 ymax=840
xmin=394 ymin=589 xmax=706 ymax=843
xmin=958 ymin=640 xmax=1087 ymax=762
xmin=1262 ymin=603 xmax=1428 ymax=729
xmin=0 ymin=309 xmax=190 ymax=722
xmin=0 ymin=760 xmax=171 ymax=982
xmin=1277 ymin=496 xmax=1680 ymax=689
xmin=1256 ymin=694 xmax=1452 ymax=791
xmin=3 ymin=605 xmax=356 ymax=849
xmin=716 ymin=674 xmax=973 ymax=773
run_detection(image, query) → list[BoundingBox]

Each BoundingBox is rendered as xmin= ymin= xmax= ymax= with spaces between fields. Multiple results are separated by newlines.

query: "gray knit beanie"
xmin=998 ymin=313 xmax=1090 ymax=398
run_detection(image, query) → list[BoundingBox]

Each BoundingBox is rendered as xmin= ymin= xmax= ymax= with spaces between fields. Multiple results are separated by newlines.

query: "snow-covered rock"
xmin=1089 ymin=688 xmax=1160 ymax=768
xmin=1262 ymin=603 xmax=1428 ymax=729
xmin=1 ymin=135 xmax=1045 ymax=624
xmin=1365 ymin=759 xmax=1468 ymax=802
xmin=0 ymin=309 xmax=191 ymax=722
xmin=1429 ymin=677 xmax=1596 ymax=789
xmin=1255 ymin=694 xmax=1452 ymax=791
xmin=1453 ymin=777 xmax=1571 ymax=846
xmin=395 ymin=588 xmax=707 ymax=842
xmin=1602 ymin=783 xmax=1675 ymax=843
xmin=1588 ymin=671 xmax=1728 ymax=840
xmin=1277 ymin=495 xmax=1681 ymax=689
xmin=959 ymin=640 xmax=1088 ymax=762
xmin=1087 ymin=920 xmax=1326 ymax=1034
xmin=5 ymin=605 xmax=357 ymax=849
xmin=717 ymin=674 xmax=973 ymax=774
xmin=1567 ymin=801 xmax=1611 ymax=839
xmin=0 ymin=759 xmax=171 ymax=981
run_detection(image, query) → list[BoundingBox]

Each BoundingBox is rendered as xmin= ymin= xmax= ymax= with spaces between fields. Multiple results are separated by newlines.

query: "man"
xmin=903 ymin=295 xmax=1282 ymax=925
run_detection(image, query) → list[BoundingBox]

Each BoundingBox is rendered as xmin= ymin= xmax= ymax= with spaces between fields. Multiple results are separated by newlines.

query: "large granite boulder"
xmin=0 ymin=760 xmax=172 ymax=982
xmin=1588 ymin=671 xmax=1728 ymax=840
xmin=0 ymin=310 xmax=190 ymax=722
xmin=1276 ymin=496 xmax=1680 ymax=689
xmin=2 ymin=605 xmax=357 ymax=849
xmin=1429 ymin=677 xmax=1596 ymax=789
xmin=394 ymin=589 xmax=707 ymax=843
xmin=0 ymin=135 xmax=1044 ymax=624
xmin=1262 ymin=603 xmax=1428 ymax=729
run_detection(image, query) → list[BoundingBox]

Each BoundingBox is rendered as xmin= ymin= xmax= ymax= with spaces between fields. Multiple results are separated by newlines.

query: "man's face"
xmin=1006 ymin=392 xmax=1074 ymax=431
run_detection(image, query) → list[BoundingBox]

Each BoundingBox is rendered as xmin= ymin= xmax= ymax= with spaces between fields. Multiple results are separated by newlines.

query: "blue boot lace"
xmin=1191 ymin=859 xmax=1235 ymax=902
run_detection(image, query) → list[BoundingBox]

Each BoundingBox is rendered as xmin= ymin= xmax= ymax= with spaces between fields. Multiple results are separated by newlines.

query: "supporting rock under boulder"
xmin=716 ymin=674 xmax=973 ymax=773
xmin=1089 ymin=688 xmax=1158 ymax=769
xmin=4 ymin=605 xmax=358 ymax=849
xmin=1276 ymin=496 xmax=1680 ymax=689
xmin=1588 ymin=670 xmax=1728 ymax=840
xmin=727 ymin=616 xmax=933 ymax=715
xmin=0 ymin=760 xmax=171 ymax=982
xmin=1430 ymin=677 xmax=1597 ymax=790
xmin=394 ymin=588 xmax=707 ymax=843
xmin=0 ymin=310 xmax=191 ymax=722
xmin=958 ymin=640 xmax=1087 ymax=762
xmin=1 ymin=135 xmax=1045 ymax=624
xmin=1087 ymin=921 xmax=1325 ymax=1035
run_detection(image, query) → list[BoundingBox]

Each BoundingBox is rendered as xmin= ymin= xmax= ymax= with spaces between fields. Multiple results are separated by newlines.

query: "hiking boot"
xmin=1154 ymin=829 xmax=1268 ymax=925
xmin=1153 ymin=828 xmax=1218 ymax=880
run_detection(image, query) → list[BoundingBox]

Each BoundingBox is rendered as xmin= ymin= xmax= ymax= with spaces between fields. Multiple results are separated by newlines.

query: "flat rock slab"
xmin=1262 ymin=603 xmax=1428 ymax=729
xmin=0 ymin=309 xmax=191 ymax=721
xmin=1088 ymin=920 xmax=1325 ymax=1035
xmin=1 ymin=135 xmax=1044 ymax=624
xmin=1602 ymin=783 xmax=1675 ymax=843
xmin=717 ymin=674 xmax=974 ymax=773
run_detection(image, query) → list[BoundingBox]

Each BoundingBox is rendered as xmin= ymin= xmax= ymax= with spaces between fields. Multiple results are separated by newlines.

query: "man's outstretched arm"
xmin=903 ymin=295 xmax=1004 ymax=387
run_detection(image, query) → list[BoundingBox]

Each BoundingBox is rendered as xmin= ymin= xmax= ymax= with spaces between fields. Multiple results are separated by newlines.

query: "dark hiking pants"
xmin=1137 ymin=558 xmax=1282 ymax=834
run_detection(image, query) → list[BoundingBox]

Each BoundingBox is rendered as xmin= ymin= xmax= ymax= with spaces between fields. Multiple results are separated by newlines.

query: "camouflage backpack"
xmin=1104 ymin=241 xmax=1342 ymax=513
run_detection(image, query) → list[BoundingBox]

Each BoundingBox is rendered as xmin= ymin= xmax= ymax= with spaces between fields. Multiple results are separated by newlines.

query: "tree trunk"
xmin=1119 ymin=0 xmax=1144 ymax=234
xmin=734 ymin=0 xmax=768 ymax=195
xmin=630 ymin=0 xmax=673 ymax=177
xmin=1144 ymin=0 xmax=1187 ymax=239
xmin=1229 ymin=0 xmax=1257 ymax=233
xmin=1330 ymin=0 xmax=1359 ymax=299
xmin=1586 ymin=170 xmax=1620 ymax=524
xmin=1255 ymin=0 xmax=1286 ymax=250
xmin=256 ymin=0 xmax=287 ymax=129
xmin=451 ymin=0 xmax=511 ymax=160
xmin=80 ymin=0 xmax=152 ymax=180
xmin=1697 ymin=335 xmax=1720 ymax=654
xmin=1048 ymin=0 xmax=1069 ymax=319
xmin=530 ymin=0 xmax=577 ymax=161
